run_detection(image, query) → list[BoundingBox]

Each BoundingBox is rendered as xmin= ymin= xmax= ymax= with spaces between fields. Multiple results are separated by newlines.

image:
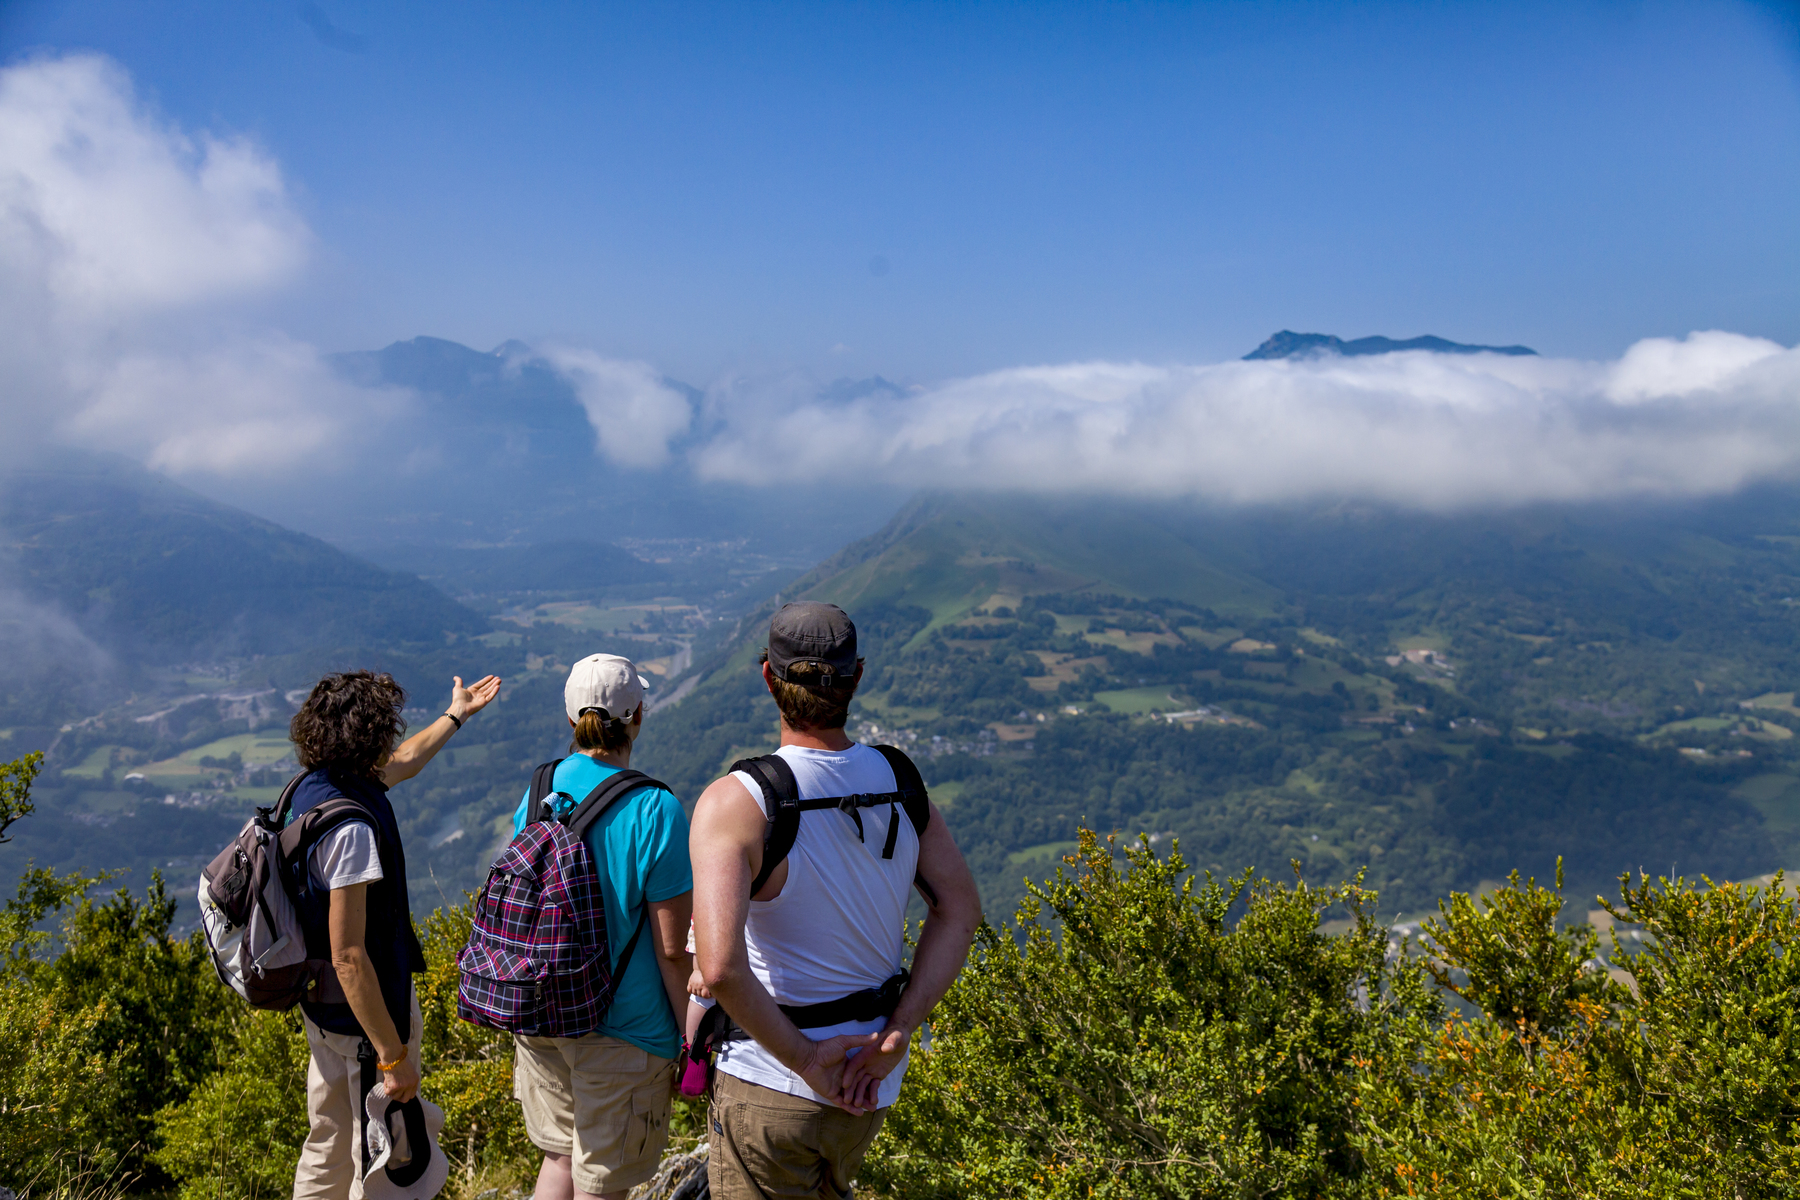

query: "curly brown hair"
xmin=290 ymin=671 xmax=407 ymax=776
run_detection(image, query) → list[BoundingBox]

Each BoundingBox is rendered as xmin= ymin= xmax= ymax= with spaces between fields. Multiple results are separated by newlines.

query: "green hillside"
xmin=797 ymin=494 xmax=1280 ymax=641
xmin=0 ymin=451 xmax=487 ymax=662
xmin=638 ymin=490 xmax=1800 ymax=921
xmin=19 ymin=482 xmax=1800 ymax=930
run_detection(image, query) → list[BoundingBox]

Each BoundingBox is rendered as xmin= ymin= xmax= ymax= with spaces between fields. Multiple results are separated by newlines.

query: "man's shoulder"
xmin=692 ymin=768 xmax=767 ymax=836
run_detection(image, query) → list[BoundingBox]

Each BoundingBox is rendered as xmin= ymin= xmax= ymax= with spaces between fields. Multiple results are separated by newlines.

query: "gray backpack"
xmin=196 ymin=772 xmax=372 ymax=1009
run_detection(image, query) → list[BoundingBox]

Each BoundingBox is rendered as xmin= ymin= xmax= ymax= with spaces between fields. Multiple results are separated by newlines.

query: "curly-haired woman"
xmin=288 ymin=669 xmax=500 ymax=1200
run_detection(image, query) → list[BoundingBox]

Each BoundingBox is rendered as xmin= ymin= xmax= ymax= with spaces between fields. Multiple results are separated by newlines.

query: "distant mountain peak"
xmin=819 ymin=375 xmax=909 ymax=403
xmin=1244 ymin=331 xmax=1537 ymax=360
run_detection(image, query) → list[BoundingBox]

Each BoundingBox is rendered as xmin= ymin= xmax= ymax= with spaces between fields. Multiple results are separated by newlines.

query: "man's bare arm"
xmin=690 ymin=774 xmax=877 ymax=1112
xmin=840 ymin=800 xmax=982 ymax=1108
xmin=892 ymin=800 xmax=982 ymax=1030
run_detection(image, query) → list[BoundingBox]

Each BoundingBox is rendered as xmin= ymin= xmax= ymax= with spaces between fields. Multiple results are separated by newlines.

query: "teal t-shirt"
xmin=512 ymin=755 xmax=692 ymax=1060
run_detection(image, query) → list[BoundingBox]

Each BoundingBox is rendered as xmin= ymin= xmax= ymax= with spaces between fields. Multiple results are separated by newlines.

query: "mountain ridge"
xmin=1245 ymin=330 xmax=1538 ymax=360
xmin=0 ymin=449 xmax=489 ymax=730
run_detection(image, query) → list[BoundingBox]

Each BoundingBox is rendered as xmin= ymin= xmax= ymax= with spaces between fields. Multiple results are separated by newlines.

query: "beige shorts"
xmin=513 ymin=1033 xmax=676 ymax=1194
xmin=707 ymin=1071 xmax=887 ymax=1200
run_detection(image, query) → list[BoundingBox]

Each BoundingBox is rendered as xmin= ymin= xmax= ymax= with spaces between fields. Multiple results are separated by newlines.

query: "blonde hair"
xmin=571 ymin=706 xmax=635 ymax=754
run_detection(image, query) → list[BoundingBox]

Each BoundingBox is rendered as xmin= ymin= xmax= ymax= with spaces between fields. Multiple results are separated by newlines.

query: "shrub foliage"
xmin=5 ymin=752 xmax=1800 ymax=1199
xmin=864 ymin=829 xmax=1442 ymax=1198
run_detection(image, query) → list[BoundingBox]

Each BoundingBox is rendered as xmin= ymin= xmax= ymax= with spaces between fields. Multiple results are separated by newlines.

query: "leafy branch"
xmin=0 ymin=752 xmax=43 ymax=845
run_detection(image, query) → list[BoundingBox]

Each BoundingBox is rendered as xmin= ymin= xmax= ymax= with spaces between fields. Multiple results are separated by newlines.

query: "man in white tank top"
xmin=691 ymin=602 xmax=982 ymax=1200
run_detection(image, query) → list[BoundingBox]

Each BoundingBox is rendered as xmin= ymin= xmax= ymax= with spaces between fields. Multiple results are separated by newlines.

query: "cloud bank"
xmin=676 ymin=332 xmax=1800 ymax=509
xmin=0 ymin=53 xmax=405 ymax=475
xmin=4 ymin=54 xmax=1798 ymax=513
xmin=539 ymin=347 xmax=694 ymax=468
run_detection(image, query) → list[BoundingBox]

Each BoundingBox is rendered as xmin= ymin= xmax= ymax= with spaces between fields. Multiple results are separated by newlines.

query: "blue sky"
xmin=1 ymin=0 xmax=1796 ymax=384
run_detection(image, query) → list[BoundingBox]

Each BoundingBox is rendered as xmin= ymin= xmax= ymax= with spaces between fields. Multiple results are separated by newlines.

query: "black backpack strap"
xmin=610 ymin=903 xmax=651 ymax=982
xmin=712 ymin=969 xmax=913 ymax=1047
xmin=562 ymin=769 xmax=670 ymax=839
xmin=873 ymin=744 xmax=939 ymax=910
xmin=558 ymin=769 xmax=667 ymax=1009
xmin=528 ymin=758 xmax=566 ymax=823
xmin=278 ymin=794 xmax=384 ymax=864
xmin=731 ymin=754 xmax=801 ymax=897
xmin=265 ymin=770 xmax=307 ymax=829
xmin=874 ymin=745 xmax=930 ymax=838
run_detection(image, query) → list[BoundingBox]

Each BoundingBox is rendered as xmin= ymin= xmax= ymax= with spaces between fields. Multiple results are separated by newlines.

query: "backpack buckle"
xmin=836 ymin=795 xmax=867 ymax=843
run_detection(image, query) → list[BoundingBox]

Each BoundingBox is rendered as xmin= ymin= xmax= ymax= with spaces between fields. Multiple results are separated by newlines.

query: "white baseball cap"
xmin=564 ymin=653 xmax=650 ymax=723
xmin=360 ymin=1084 xmax=449 ymax=1200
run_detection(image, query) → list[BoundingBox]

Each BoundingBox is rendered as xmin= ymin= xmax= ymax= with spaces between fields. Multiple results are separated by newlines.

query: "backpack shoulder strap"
xmin=267 ymin=770 xmax=307 ymax=828
xmin=528 ymin=759 xmax=565 ymax=822
xmin=872 ymin=743 xmax=940 ymax=910
xmin=873 ymin=744 xmax=930 ymax=837
xmin=563 ymin=769 xmax=671 ymax=840
xmin=730 ymin=754 xmax=800 ymax=897
xmin=278 ymin=794 xmax=381 ymax=862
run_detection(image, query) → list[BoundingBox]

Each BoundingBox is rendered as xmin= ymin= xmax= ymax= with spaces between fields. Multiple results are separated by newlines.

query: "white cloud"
xmin=686 ymin=333 xmax=1800 ymax=509
xmin=3 ymin=57 xmax=1797 ymax=516
xmin=0 ymin=53 xmax=397 ymax=479
xmin=61 ymin=335 xmax=413 ymax=474
xmin=541 ymin=347 xmax=694 ymax=467
xmin=1604 ymin=330 xmax=1786 ymax=402
xmin=0 ymin=584 xmax=111 ymax=683
xmin=0 ymin=53 xmax=307 ymax=317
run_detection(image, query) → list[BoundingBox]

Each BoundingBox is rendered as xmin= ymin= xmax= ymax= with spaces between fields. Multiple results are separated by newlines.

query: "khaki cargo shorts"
xmin=707 ymin=1071 xmax=887 ymax=1200
xmin=513 ymin=1033 xmax=676 ymax=1195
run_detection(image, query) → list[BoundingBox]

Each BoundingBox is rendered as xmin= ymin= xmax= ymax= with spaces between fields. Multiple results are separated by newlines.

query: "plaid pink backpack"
xmin=456 ymin=762 xmax=666 ymax=1036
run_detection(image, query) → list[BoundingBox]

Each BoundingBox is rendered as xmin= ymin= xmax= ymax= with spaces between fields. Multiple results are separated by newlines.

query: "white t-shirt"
xmin=308 ymin=821 xmax=384 ymax=891
xmin=715 ymin=743 xmax=919 ymax=1109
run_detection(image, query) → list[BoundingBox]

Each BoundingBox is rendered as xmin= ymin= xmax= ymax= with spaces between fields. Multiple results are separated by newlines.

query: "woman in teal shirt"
xmin=509 ymin=653 xmax=693 ymax=1200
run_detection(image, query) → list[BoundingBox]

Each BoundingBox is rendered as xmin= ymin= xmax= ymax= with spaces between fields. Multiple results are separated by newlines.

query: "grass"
xmin=1028 ymin=651 xmax=1107 ymax=689
xmin=1086 ymin=629 xmax=1183 ymax=654
xmin=1008 ymin=839 xmax=1080 ymax=865
xmin=929 ymin=779 xmax=967 ymax=809
xmin=1519 ymin=743 xmax=1579 ymax=760
xmin=63 ymin=745 xmax=118 ymax=779
xmin=176 ymin=733 xmax=294 ymax=766
xmin=1093 ymin=686 xmax=1182 ymax=715
xmin=1649 ymin=715 xmax=1792 ymax=742
xmin=1733 ymin=773 xmax=1800 ymax=834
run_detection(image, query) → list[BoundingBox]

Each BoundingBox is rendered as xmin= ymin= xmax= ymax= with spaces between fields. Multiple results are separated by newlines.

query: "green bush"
xmin=151 ymin=1010 xmax=310 ymax=1200
xmin=862 ymin=829 xmax=1443 ymax=1199
xmin=0 ymin=846 xmax=230 ymax=1192
xmin=416 ymin=902 xmax=535 ymax=1186
xmin=10 ymin=742 xmax=1800 ymax=1200
xmin=1355 ymin=867 xmax=1800 ymax=1197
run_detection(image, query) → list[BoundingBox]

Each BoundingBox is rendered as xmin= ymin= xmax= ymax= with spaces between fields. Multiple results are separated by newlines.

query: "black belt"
xmin=706 ymin=969 xmax=910 ymax=1046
